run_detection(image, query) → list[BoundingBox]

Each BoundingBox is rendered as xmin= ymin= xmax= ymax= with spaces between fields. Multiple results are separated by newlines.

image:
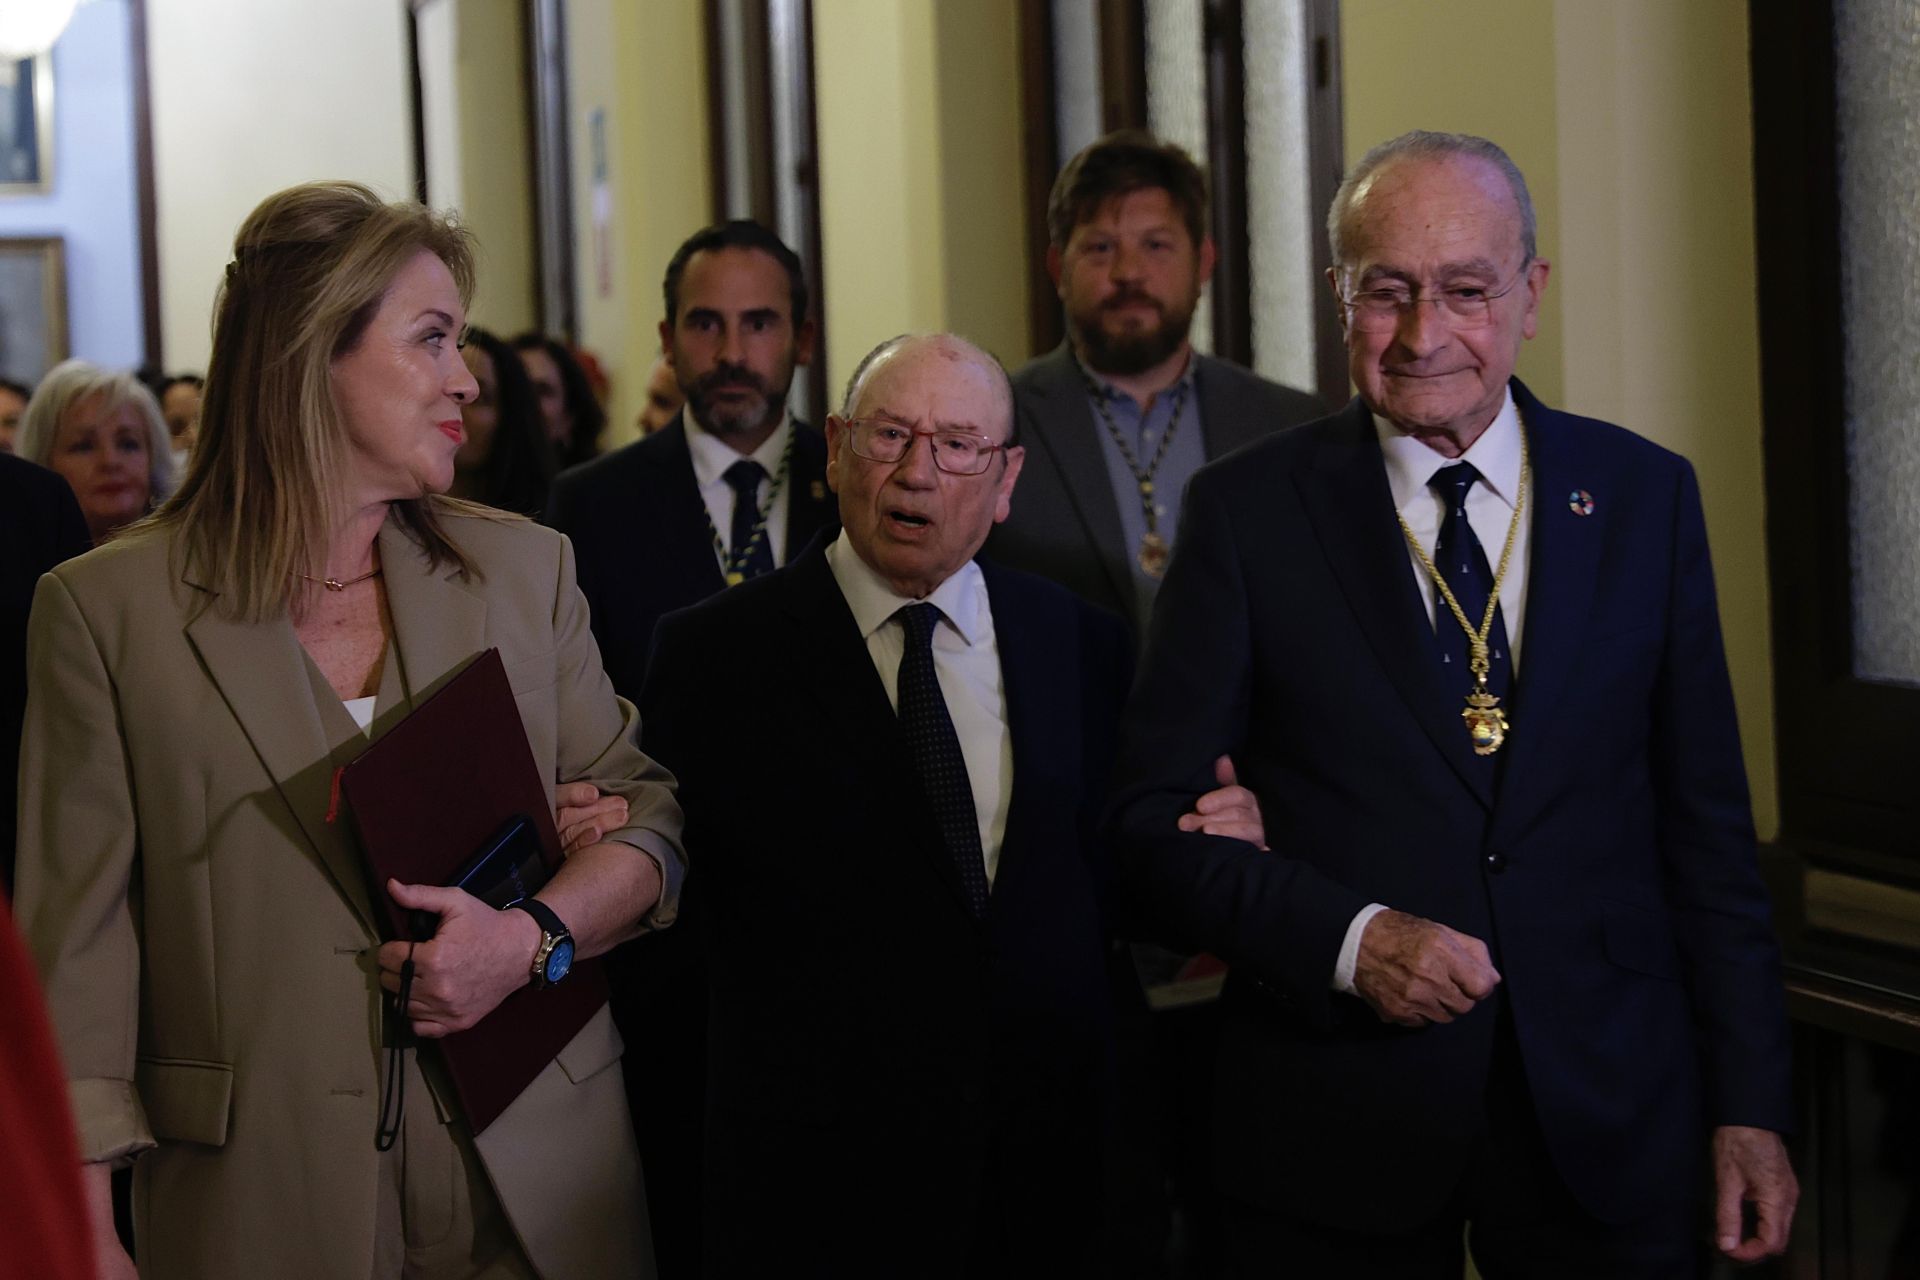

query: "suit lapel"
xmin=377 ymin=518 xmax=490 ymax=705
xmin=1194 ymin=354 xmax=1250 ymax=458
xmin=980 ymin=563 xmax=1069 ymax=895
xmin=652 ymin=415 xmax=728 ymax=599
xmin=1022 ymin=346 xmax=1135 ymax=614
xmin=1296 ymin=402 xmax=1495 ymax=808
xmin=1494 ymin=384 xmax=1605 ymax=818
xmin=182 ymin=578 xmax=382 ymax=935
xmin=779 ymin=546 xmax=977 ymax=916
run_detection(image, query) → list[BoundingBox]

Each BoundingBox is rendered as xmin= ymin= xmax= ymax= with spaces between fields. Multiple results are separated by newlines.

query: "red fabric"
xmin=0 ymin=894 xmax=92 ymax=1280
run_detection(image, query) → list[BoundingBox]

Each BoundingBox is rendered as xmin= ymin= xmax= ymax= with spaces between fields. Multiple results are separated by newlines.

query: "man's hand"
xmin=1352 ymin=909 xmax=1500 ymax=1026
xmin=375 ymin=880 xmax=542 ymax=1037
xmin=1176 ymin=755 xmax=1269 ymax=849
xmin=556 ymin=780 xmax=628 ymax=855
xmin=1713 ymin=1124 xmax=1798 ymax=1262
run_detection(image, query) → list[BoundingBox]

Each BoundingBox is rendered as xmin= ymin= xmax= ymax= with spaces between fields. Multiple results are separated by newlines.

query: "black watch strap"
xmin=512 ymin=897 xmax=569 ymax=942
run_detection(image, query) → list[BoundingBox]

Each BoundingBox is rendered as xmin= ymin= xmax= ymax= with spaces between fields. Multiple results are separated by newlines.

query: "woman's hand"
xmin=555 ymin=781 xmax=628 ymax=855
xmin=375 ymin=880 xmax=543 ymax=1037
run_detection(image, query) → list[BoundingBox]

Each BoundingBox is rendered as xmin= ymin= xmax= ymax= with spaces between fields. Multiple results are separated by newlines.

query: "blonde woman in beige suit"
xmin=13 ymin=182 xmax=685 ymax=1279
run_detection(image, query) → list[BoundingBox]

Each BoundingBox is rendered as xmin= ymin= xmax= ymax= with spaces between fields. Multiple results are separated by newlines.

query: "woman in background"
xmin=17 ymin=361 xmax=177 ymax=545
xmin=512 ymin=332 xmax=606 ymax=469
xmin=453 ymin=327 xmax=554 ymax=516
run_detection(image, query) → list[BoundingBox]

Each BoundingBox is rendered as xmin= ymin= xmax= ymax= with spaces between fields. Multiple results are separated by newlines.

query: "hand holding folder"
xmin=341 ymin=648 xmax=610 ymax=1135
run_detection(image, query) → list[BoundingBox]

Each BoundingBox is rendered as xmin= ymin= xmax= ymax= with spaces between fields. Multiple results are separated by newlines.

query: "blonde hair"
xmin=150 ymin=180 xmax=480 ymax=621
xmin=17 ymin=359 xmax=178 ymax=518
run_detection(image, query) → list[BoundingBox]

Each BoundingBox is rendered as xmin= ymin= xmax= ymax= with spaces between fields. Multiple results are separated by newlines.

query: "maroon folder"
xmin=340 ymin=647 xmax=608 ymax=1134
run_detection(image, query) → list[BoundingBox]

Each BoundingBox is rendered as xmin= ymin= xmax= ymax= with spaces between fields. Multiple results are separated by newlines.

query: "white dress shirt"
xmin=1334 ymin=389 xmax=1535 ymax=993
xmin=684 ymin=409 xmax=796 ymax=569
xmin=825 ymin=534 xmax=1013 ymax=885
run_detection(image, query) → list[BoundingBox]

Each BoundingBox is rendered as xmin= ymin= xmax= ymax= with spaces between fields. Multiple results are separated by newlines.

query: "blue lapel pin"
xmin=1569 ymin=489 xmax=1595 ymax=516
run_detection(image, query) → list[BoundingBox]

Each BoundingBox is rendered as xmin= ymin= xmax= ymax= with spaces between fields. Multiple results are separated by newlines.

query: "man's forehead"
xmin=680 ymin=247 xmax=788 ymax=301
xmin=1345 ymin=155 xmax=1523 ymax=263
xmin=854 ymin=345 xmax=1010 ymax=432
xmin=1077 ymin=186 xmax=1181 ymax=233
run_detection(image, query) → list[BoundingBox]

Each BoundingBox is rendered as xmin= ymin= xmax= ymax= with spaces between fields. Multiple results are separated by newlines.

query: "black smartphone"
xmin=408 ymin=814 xmax=549 ymax=939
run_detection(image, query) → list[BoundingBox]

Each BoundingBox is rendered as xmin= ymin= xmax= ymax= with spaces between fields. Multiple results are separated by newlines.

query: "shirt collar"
xmin=825 ymin=531 xmax=988 ymax=647
xmin=1374 ymin=386 xmax=1524 ymax=514
xmin=1072 ymin=346 xmax=1198 ymax=405
xmin=684 ymin=408 xmax=792 ymax=490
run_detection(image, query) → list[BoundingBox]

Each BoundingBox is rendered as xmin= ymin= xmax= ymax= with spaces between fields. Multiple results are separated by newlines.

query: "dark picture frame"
xmin=0 ymin=51 xmax=53 ymax=194
xmin=0 ymin=236 xmax=68 ymax=383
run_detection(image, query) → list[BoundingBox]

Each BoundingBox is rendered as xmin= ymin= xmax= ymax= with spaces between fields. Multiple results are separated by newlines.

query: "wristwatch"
xmin=511 ymin=898 xmax=575 ymax=990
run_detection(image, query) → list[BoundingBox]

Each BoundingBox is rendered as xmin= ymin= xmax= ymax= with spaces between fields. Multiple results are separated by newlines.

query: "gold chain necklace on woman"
xmin=298 ymin=567 xmax=383 ymax=592
xmin=1393 ymin=429 xmax=1529 ymax=756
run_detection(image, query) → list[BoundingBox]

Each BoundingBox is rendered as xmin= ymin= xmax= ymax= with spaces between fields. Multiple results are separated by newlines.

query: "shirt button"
xmin=1483 ymin=851 xmax=1508 ymax=874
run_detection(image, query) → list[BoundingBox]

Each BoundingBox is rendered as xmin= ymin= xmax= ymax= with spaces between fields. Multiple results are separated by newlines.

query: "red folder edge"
xmin=339 ymin=647 xmax=609 ymax=1134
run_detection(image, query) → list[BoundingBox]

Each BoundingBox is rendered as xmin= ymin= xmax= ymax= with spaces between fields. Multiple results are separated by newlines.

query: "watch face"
xmin=545 ymin=938 xmax=575 ymax=985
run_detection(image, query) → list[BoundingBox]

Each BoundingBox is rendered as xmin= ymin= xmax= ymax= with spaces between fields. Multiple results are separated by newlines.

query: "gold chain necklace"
xmin=298 ymin=567 xmax=383 ymax=592
xmin=1393 ymin=429 xmax=1528 ymax=756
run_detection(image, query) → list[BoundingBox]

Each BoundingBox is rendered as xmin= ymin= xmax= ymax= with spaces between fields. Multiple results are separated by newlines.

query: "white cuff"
xmin=1332 ymin=903 xmax=1391 ymax=993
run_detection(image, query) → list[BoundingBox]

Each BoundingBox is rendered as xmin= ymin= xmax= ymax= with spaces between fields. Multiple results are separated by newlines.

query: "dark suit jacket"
xmin=983 ymin=343 xmax=1325 ymax=625
xmin=1109 ymin=381 xmax=1792 ymax=1233
xmin=544 ymin=410 xmax=837 ymax=696
xmin=0 ymin=454 xmax=89 ymax=892
xmin=545 ymin=411 xmax=836 ymax=1276
xmin=642 ymin=543 xmax=1132 ymax=1277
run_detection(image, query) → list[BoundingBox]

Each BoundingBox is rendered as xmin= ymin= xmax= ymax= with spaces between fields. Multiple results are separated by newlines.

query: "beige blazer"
xmin=14 ymin=506 xmax=685 ymax=1279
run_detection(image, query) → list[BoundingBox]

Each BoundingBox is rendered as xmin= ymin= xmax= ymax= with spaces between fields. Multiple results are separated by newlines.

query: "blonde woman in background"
xmin=17 ymin=360 xmax=176 ymax=545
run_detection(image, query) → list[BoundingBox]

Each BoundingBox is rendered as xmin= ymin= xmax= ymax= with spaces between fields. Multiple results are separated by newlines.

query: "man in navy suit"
xmin=544 ymin=220 xmax=837 ymax=1276
xmin=1111 ymin=131 xmax=1797 ymax=1276
xmin=643 ymin=333 xmax=1260 ymax=1277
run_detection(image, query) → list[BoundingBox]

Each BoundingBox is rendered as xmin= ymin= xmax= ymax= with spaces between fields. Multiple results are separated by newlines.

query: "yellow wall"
xmin=815 ymin=0 xmax=1030 ymax=401
xmin=1342 ymin=0 xmax=1778 ymax=836
xmin=148 ymin=0 xmax=415 ymax=369
xmin=568 ymin=0 xmax=711 ymax=446
xmin=454 ymin=0 xmax=537 ymax=334
xmin=1340 ymin=0 xmax=1565 ymax=409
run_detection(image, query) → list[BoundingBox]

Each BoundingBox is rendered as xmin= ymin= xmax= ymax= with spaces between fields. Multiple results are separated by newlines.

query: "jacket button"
xmin=1483 ymin=851 xmax=1508 ymax=874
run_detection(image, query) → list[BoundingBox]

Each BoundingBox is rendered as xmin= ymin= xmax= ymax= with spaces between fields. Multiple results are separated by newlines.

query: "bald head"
xmin=841 ymin=333 xmax=1016 ymax=447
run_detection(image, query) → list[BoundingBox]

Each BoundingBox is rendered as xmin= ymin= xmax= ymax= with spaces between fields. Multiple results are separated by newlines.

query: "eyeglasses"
xmin=842 ymin=418 xmax=1009 ymax=476
xmin=1339 ymin=262 xmax=1531 ymax=333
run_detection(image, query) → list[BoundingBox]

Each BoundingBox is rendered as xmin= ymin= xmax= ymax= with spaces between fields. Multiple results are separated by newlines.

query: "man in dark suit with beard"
xmin=544 ymin=220 xmax=836 ymax=1275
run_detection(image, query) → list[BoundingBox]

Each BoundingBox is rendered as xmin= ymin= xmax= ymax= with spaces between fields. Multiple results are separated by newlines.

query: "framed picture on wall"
xmin=0 ymin=52 xmax=53 ymax=193
xmin=0 ymin=237 xmax=67 ymax=384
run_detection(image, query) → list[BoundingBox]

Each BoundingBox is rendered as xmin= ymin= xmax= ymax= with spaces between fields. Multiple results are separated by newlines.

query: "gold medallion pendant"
xmin=1462 ymin=688 xmax=1508 ymax=756
xmin=1138 ymin=531 xmax=1171 ymax=579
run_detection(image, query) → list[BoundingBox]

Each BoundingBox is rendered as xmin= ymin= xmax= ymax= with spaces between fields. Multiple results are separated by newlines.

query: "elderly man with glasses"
xmin=639 ymin=331 xmax=1261 ymax=1277
xmin=1111 ymin=130 xmax=1797 ymax=1277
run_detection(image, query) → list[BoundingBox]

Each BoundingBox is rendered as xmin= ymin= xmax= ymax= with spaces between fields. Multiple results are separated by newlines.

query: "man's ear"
xmin=1196 ymin=234 xmax=1218 ymax=282
xmin=657 ymin=317 xmax=673 ymax=356
xmin=1046 ymin=243 xmax=1064 ymax=295
xmin=793 ymin=318 xmax=818 ymax=369
xmin=822 ymin=415 xmax=847 ymax=493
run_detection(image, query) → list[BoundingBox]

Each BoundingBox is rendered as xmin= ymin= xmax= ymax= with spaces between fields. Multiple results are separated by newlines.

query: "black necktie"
xmin=723 ymin=459 xmax=775 ymax=580
xmin=1427 ymin=462 xmax=1511 ymax=701
xmin=894 ymin=603 xmax=990 ymax=917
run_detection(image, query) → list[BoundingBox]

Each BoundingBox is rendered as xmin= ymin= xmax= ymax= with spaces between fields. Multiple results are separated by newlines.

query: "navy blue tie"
xmin=723 ymin=460 xmax=775 ymax=580
xmin=1428 ymin=462 xmax=1511 ymax=701
xmin=894 ymin=603 xmax=990 ymax=917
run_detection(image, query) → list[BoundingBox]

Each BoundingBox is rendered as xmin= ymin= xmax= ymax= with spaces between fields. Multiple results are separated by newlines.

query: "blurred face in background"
xmin=51 ymin=392 xmax=151 ymax=543
xmin=457 ymin=343 xmax=499 ymax=470
xmin=638 ymin=356 xmax=683 ymax=435
xmin=1051 ymin=186 xmax=1214 ymax=377
xmin=517 ymin=344 xmax=572 ymax=446
xmin=161 ymin=382 xmax=202 ymax=452
xmin=661 ymin=246 xmax=813 ymax=451
xmin=0 ymin=384 xmax=25 ymax=452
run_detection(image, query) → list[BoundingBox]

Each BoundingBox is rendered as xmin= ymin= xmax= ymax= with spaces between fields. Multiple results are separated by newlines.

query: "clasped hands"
xmin=375 ymin=782 xmax=625 ymax=1038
